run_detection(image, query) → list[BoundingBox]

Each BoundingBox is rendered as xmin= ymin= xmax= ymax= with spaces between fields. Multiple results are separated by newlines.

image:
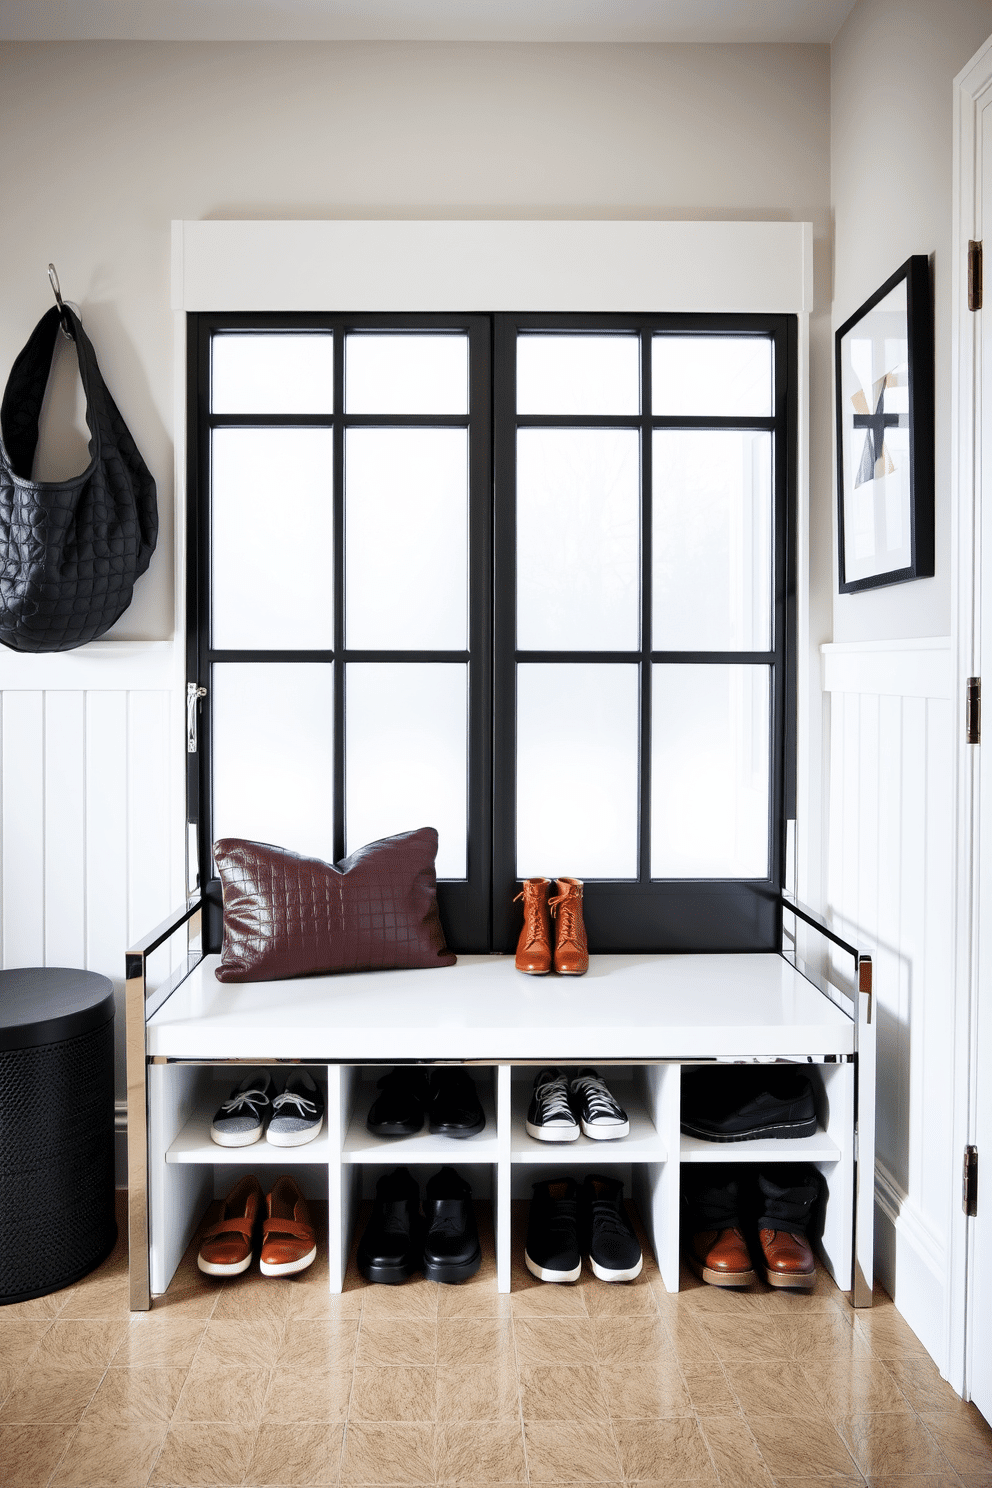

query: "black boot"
xmin=422 ymin=1167 xmax=482 ymax=1283
xmin=755 ymin=1164 xmax=821 ymax=1289
xmin=357 ymin=1167 xmax=423 ymax=1284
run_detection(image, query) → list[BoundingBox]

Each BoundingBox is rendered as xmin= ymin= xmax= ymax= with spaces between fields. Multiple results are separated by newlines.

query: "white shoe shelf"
xmin=148 ymin=1057 xmax=853 ymax=1299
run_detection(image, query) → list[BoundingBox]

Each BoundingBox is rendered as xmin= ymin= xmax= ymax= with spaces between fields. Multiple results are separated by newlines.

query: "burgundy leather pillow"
xmin=213 ymin=827 xmax=456 ymax=983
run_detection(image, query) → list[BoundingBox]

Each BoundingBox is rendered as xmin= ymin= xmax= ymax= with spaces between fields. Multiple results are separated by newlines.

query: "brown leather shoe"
xmin=197 ymin=1174 xmax=263 ymax=1276
xmin=514 ymin=878 xmax=553 ymax=975
xmin=260 ymin=1176 xmax=317 ymax=1277
xmin=687 ymin=1226 xmax=756 ymax=1287
xmin=759 ymin=1228 xmax=817 ymax=1289
xmin=550 ymin=878 xmax=589 ymax=975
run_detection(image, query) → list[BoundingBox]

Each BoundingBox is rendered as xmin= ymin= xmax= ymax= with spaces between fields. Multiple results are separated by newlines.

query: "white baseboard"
xmin=875 ymin=1160 xmax=948 ymax=1374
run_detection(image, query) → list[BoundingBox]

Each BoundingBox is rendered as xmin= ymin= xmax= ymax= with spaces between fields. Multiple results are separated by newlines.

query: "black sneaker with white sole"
xmin=209 ymin=1071 xmax=273 ymax=1147
xmin=569 ymin=1069 xmax=629 ymax=1140
xmin=581 ymin=1174 xmax=642 ymax=1282
xmin=267 ymin=1070 xmax=325 ymax=1147
xmin=680 ymin=1066 xmax=817 ymax=1142
xmin=525 ymin=1177 xmax=581 ymax=1283
xmin=526 ymin=1068 xmax=580 ymax=1142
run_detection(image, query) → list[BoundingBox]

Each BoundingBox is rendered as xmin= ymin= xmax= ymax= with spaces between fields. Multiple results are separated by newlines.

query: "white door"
xmin=970 ymin=90 xmax=992 ymax=1428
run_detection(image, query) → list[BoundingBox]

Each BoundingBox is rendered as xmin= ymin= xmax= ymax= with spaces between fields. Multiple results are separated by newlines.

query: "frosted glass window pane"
xmin=212 ymin=663 xmax=333 ymax=861
xmin=517 ymin=430 xmax=639 ymax=650
xmin=517 ymin=664 xmax=638 ymax=879
xmin=346 ymin=663 xmax=467 ymax=879
xmin=653 ymin=431 xmax=771 ymax=650
xmin=651 ymin=665 xmax=769 ymax=878
xmin=346 ymin=429 xmax=467 ymax=649
xmin=346 ymin=334 xmax=468 ymax=414
xmin=212 ymin=429 xmax=334 ymax=649
xmin=652 ymin=336 xmax=772 ymax=417
xmin=212 ymin=334 xmax=333 ymax=414
xmin=517 ymin=335 xmax=640 ymax=414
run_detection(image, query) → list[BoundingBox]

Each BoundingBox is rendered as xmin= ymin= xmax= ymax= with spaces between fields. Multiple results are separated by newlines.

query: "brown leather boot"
xmin=514 ymin=878 xmax=553 ymax=975
xmin=550 ymin=878 xmax=589 ymax=976
xmin=688 ymin=1227 xmax=757 ymax=1287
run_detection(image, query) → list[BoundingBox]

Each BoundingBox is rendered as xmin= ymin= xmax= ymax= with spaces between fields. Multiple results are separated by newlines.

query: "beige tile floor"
xmin=0 ymin=1192 xmax=989 ymax=1488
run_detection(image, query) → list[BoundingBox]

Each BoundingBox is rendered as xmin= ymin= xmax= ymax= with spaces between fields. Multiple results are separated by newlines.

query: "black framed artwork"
xmin=835 ymin=254 xmax=934 ymax=592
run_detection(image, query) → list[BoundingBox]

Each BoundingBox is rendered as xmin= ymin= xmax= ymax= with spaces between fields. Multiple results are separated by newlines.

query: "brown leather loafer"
xmin=260 ymin=1175 xmax=317 ymax=1277
xmin=550 ymin=877 xmax=589 ymax=975
xmin=687 ymin=1226 xmax=757 ymax=1287
xmin=759 ymin=1227 xmax=816 ymax=1289
xmin=514 ymin=878 xmax=553 ymax=974
xmin=197 ymin=1174 xmax=263 ymax=1276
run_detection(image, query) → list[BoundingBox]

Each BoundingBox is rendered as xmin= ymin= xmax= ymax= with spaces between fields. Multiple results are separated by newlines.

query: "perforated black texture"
xmin=0 ymin=1018 xmax=116 ymax=1303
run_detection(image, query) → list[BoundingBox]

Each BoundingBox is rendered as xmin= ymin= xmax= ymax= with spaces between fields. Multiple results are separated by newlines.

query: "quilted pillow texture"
xmin=213 ymin=828 xmax=456 ymax=983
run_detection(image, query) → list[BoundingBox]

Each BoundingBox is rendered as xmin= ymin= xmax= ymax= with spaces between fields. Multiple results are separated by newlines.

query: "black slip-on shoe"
xmin=680 ymin=1066 xmax=817 ymax=1142
xmin=357 ymin=1167 xmax=423 ymax=1284
xmin=422 ymin=1166 xmax=482 ymax=1283
xmin=581 ymin=1174 xmax=642 ymax=1282
xmin=428 ymin=1068 xmax=486 ymax=1138
xmin=525 ymin=1177 xmax=581 ymax=1283
xmin=367 ymin=1068 xmax=430 ymax=1137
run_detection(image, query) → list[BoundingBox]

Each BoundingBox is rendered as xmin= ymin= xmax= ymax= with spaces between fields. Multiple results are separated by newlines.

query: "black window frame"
xmin=187 ymin=310 xmax=796 ymax=956
xmin=187 ymin=312 xmax=493 ymax=953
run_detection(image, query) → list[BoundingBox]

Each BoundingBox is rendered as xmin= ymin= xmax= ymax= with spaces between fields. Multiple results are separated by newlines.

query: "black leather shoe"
xmin=367 ymin=1068 xmax=429 ymax=1137
xmin=680 ymin=1066 xmax=817 ymax=1142
xmin=422 ymin=1167 xmax=482 ymax=1283
xmin=428 ymin=1069 xmax=486 ymax=1138
xmin=357 ymin=1167 xmax=423 ymax=1284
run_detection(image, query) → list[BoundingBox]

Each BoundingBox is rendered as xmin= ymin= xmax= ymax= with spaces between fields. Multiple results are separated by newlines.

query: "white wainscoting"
xmin=0 ymin=641 xmax=185 ymax=1184
xmin=822 ymin=636 xmax=953 ymax=1368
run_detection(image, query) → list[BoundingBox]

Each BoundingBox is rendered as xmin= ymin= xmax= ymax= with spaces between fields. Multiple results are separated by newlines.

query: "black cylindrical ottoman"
xmin=0 ymin=968 xmax=117 ymax=1304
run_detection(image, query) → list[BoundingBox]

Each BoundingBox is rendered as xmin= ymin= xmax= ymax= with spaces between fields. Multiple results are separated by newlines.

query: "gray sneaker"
xmin=267 ymin=1071 xmax=325 ymax=1147
xmin=209 ymin=1071 xmax=273 ymax=1147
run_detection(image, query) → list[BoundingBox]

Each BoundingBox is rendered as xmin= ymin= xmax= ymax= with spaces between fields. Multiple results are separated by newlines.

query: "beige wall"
xmin=831 ymin=0 xmax=992 ymax=641
xmin=0 ymin=38 xmax=832 ymax=641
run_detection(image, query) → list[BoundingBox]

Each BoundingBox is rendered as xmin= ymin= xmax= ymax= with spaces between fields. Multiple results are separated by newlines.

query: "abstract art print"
xmin=835 ymin=255 xmax=934 ymax=591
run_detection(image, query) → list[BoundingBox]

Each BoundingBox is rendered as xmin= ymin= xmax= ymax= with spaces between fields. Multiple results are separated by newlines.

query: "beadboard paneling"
xmin=0 ymin=663 xmax=184 ymax=1183
xmin=823 ymin=638 xmax=952 ymax=1367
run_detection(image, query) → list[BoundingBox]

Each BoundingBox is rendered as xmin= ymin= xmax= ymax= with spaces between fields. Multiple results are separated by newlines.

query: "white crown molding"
xmin=0 ymin=0 xmax=858 ymax=46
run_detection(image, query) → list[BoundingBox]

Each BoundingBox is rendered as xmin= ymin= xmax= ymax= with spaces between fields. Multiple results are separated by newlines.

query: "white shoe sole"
xmin=525 ymin=1119 xmax=580 ymax=1142
xmin=260 ymin=1245 xmax=317 ymax=1277
xmin=580 ymin=1120 xmax=630 ymax=1140
xmin=589 ymin=1253 xmax=643 ymax=1283
xmin=266 ymin=1117 xmax=324 ymax=1147
xmin=525 ymin=1249 xmax=581 ymax=1284
xmin=209 ymin=1124 xmax=263 ymax=1147
xmin=197 ymin=1252 xmax=252 ymax=1276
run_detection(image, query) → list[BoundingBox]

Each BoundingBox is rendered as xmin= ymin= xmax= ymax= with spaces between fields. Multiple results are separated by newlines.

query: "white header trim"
xmin=171 ymin=219 xmax=814 ymax=314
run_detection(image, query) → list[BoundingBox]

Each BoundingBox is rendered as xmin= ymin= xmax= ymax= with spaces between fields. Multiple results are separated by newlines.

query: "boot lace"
xmin=514 ymin=887 xmax=548 ymax=950
xmin=549 ymin=891 xmax=580 ymax=947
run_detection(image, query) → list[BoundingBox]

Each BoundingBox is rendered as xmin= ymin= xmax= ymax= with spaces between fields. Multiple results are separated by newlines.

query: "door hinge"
xmin=964 ymin=1145 xmax=979 ymax=1217
xmin=967 ymin=677 xmax=981 ymax=744
xmin=186 ymin=682 xmax=207 ymax=754
xmin=969 ymin=240 xmax=983 ymax=310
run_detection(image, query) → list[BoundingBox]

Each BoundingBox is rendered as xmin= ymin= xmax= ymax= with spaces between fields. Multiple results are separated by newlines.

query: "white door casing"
xmin=951 ymin=32 xmax=992 ymax=1417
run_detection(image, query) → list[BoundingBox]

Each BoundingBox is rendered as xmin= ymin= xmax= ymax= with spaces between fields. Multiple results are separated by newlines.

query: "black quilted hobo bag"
xmin=0 ymin=305 xmax=157 ymax=652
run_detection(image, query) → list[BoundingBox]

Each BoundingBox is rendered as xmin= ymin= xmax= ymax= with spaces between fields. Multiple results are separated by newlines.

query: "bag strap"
xmin=0 ymin=305 xmax=103 ymax=480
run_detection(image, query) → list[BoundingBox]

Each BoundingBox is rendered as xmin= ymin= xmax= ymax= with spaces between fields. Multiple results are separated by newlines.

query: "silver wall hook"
xmin=47 ymin=263 xmax=74 ymax=341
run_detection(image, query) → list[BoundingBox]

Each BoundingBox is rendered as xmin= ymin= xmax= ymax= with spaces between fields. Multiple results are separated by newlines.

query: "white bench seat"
xmin=147 ymin=951 xmax=855 ymax=1062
